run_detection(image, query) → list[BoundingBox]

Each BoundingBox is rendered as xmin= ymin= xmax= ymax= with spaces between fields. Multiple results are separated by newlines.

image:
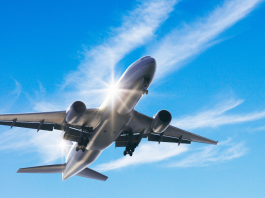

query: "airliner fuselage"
xmin=63 ymin=56 xmax=156 ymax=180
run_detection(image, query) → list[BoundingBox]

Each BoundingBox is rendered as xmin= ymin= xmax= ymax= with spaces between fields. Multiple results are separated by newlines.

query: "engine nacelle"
xmin=151 ymin=110 xmax=172 ymax=133
xmin=65 ymin=101 xmax=86 ymax=124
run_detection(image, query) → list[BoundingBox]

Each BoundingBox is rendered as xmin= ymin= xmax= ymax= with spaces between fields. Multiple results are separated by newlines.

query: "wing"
xmin=0 ymin=108 xmax=100 ymax=132
xmin=117 ymin=110 xmax=217 ymax=146
xmin=0 ymin=111 xmax=66 ymax=131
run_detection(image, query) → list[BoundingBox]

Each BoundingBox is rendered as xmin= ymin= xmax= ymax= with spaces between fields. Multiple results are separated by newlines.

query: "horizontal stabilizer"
xmin=17 ymin=164 xmax=66 ymax=173
xmin=76 ymin=168 xmax=108 ymax=181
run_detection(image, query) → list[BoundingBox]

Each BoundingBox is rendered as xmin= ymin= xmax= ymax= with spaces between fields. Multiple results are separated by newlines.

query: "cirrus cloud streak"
xmin=173 ymin=99 xmax=265 ymax=130
xmin=95 ymin=142 xmax=188 ymax=172
xmin=153 ymin=0 xmax=263 ymax=79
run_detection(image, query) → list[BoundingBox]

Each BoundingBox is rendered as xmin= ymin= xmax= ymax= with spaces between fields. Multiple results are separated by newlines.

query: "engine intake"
xmin=152 ymin=110 xmax=172 ymax=133
xmin=65 ymin=101 xmax=86 ymax=124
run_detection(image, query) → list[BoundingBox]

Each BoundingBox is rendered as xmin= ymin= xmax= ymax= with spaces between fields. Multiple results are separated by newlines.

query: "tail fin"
xmin=17 ymin=164 xmax=66 ymax=173
xmin=76 ymin=167 xmax=108 ymax=181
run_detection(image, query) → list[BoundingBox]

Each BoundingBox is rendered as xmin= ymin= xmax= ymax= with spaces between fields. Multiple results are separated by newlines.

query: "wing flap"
xmin=0 ymin=111 xmax=66 ymax=124
xmin=148 ymin=133 xmax=191 ymax=144
xmin=115 ymin=135 xmax=141 ymax=147
xmin=0 ymin=121 xmax=54 ymax=131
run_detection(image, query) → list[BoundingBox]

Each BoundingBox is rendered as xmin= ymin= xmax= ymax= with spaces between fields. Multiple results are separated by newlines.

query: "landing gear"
xmin=119 ymin=129 xmax=144 ymax=157
xmin=76 ymin=144 xmax=86 ymax=152
xmin=142 ymin=77 xmax=150 ymax=95
xmin=123 ymin=144 xmax=136 ymax=157
xmin=81 ymin=145 xmax=86 ymax=152
xmin=123 ymin=150 xmax=133 ymax=156
xmin=76 ymin=137 xmax=89 ymax=152
xmin=143 ymin=88 xmax=148 ymax=95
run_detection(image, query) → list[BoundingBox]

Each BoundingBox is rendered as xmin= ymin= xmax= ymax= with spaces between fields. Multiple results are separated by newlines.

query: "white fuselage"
xmin=63 ymin=56 xmax=156 ymax=180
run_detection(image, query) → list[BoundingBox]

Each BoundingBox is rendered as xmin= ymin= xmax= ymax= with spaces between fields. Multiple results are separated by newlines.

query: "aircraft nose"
xmin=148 ymin=57 xmax=156 ymax=66
xmin=140 ymin=56 xmax=156 ymax=70
xmin=141 ymin=56 xmax=156 ymax=64
xmin=144 ymin=56 xmax=156 ymax=71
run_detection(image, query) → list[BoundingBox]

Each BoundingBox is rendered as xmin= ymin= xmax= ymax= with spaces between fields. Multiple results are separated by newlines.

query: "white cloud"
xmin=95 ymin=139 xmax=247 ymax=171
xmin=253 ymin=126 xmax=265 ymax=131
xmin=173 ymin=99 xmax=265 ymax=130
xmin=0 ymin=80 xmax=22 ymax=113
xmin=246 ymin=125 xmax=265 ymax=132
xmin=152 ymin=0 xmax=263 ymax=79
xmin=95 ymin=142 xmax=188 ymax=172
xmin=34 ymin=0 xmax=178 ymax=111
xmin=0 ymin=127 xmax=65 ymax=164
xmin=11 ymin=80 xmax=22 ymax=96
xmin=171 ymin=139 xmax=247 ymax=167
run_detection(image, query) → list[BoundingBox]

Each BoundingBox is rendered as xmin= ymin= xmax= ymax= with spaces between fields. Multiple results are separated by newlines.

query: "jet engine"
xmin=65 ymin=101 xmax=86 ymax=124
xmin=151 ymin=110 xmax=172 ymax=133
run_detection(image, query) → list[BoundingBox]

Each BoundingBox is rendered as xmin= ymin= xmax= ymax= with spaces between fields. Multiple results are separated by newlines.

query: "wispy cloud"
xmin=27 ymin=81 xmax=66 ymax=112
xmin=171 ymin=139 xmax=247 ymax=167
xmin=11 ymin=80 xmax=22 ymax=96
xmin=95 ymin=142 xmax=188 ymax=172
xmin=0 ymin=127 xmax=65 ymax=163
xmin=173 ymin=99 xmax=265 ymax=130
xmin=0 ymin=80 xmax=22 ymax=113
xmin=246 ymin=125 xmax=265 ymax=132
xmin=95 ymin=139 xmax=247 ymax=171
xmin=152 ymin=0 xmax=263 ymax=79
xmin=34 ymin=0 xmax=178 ymax=111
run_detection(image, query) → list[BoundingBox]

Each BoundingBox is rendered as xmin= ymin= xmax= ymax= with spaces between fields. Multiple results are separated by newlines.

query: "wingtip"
xmin=103 ymin=177 xmax=108 ymax=181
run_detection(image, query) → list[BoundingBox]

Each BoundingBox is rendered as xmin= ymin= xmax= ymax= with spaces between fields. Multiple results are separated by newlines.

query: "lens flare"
xmin=59 ymin=140 xmax=68 ymax=151
xmin=108 ymin=83 xmax=119 ymax=96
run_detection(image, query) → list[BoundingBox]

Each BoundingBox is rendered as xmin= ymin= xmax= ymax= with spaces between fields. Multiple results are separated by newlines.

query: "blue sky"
xmin=0 ymin=0 xmax=265 ymax=197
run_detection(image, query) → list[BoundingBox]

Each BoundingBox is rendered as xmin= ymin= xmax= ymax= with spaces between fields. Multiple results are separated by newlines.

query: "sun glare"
xmin=59 ymin=141 xmax=66 ymax=150
xmin=108 ymin=83 xmax=119 ymax=96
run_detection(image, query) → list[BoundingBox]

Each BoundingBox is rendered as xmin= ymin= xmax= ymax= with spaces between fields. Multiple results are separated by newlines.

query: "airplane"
xmin=0 ymin=56 xmax=218 ymax=181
